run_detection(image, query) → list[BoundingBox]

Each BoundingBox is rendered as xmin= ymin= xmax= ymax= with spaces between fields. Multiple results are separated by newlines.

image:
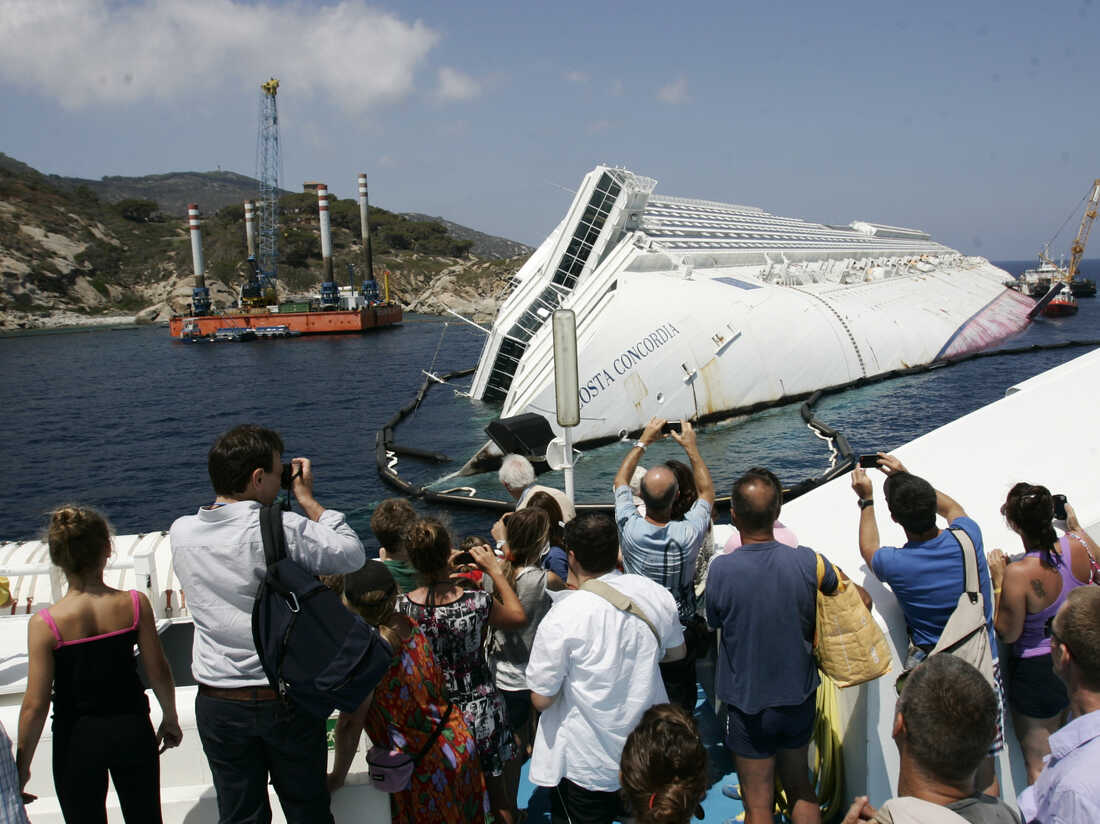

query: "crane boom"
xmin=1068 ymin=178 xmax=1100 ymax=281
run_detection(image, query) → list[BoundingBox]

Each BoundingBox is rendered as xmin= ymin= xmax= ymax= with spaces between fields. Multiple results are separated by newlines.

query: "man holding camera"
xmin=171 ymin=424 xmax=365 ymax=824
xmin=851 ymin=452 xmax=1001 ymax=795
xmin=613 ymin=416 xmax=714 ymax=710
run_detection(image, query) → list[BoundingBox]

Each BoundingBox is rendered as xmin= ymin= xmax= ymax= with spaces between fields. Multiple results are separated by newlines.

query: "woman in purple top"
xmin=988 ymin=483 xmax=1098 ymax=783
xmin=16 ymin=506 xmax=181 ymax=822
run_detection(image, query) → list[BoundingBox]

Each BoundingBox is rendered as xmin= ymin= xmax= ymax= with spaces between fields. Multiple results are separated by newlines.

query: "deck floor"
xmin=517 ymin=685 xmax=749 ymax=823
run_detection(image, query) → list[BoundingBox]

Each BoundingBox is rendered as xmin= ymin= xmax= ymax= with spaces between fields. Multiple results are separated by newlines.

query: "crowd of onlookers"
xmin=4 ymin=419 xmax=1100 ymax=824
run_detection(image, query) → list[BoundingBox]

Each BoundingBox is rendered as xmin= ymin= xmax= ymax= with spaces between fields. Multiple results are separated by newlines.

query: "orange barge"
xmin=170 ymin=304 xmax=402 ymax=338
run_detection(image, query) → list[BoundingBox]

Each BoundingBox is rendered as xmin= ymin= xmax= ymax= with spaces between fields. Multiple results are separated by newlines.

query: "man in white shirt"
xmin=526 ymin=512 xmax=685 ymax=824
xmin=171 ymin=425 xmax=364 ymax=824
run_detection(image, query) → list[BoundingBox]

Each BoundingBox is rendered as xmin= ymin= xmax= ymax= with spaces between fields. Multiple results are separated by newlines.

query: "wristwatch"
xmin=633 ymin=440 xmax=648 ymax=450
xmin=859 ymin=498 xmax=875 ymax=510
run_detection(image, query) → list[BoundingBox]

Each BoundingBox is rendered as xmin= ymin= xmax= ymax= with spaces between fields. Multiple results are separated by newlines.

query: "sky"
xmin=1 ymin=0 xmax=1098 ymax=260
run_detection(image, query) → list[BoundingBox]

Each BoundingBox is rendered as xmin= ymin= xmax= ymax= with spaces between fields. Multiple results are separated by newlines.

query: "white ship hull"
xmin=469 ymin=166 xmax=1033 ymax=457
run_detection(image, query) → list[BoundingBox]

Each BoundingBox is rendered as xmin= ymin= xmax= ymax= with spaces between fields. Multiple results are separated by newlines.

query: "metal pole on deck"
xmin=552 ymin=310 xmax=580 ymax=502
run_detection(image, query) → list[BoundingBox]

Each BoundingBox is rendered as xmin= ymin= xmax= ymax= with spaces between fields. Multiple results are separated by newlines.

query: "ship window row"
xmin=653 ymin=238 xmax=939 ymax=253
xmin=642 ymin=220 xmax=831 ymax=236
xmin=642 ymin=213 xmax=824 ymax=233
xmin=653 ymin=238 xmax=879 ymax=250
xmin=646 ymin=229 xmax=871 ymax=243
xmin=648 ymin=200 xmax=761 ymax=218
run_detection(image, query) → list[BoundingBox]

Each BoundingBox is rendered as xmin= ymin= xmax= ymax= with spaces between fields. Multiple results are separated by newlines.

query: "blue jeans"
xmin=195 ymin=693 xmax=333 ymax=824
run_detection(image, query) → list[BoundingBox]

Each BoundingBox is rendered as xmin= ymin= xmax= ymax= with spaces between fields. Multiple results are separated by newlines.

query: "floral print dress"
xmin=365 ymin=622 xmax=489 ymax=823
xmin=399 ymin=588 xmax=518 ymax=777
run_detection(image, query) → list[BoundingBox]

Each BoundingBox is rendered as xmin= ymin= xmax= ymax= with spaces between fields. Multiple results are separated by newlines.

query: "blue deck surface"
xmin=516 ymin=685 xmax=748 ymax=823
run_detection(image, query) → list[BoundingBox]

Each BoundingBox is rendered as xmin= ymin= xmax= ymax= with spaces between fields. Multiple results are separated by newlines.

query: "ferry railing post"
xmin=552 ymin=310 xmax=580 ymax=503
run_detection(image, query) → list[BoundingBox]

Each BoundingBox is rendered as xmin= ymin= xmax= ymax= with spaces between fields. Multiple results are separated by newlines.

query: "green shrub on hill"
xmin=115 ymin=198 xmax=162 ymax=223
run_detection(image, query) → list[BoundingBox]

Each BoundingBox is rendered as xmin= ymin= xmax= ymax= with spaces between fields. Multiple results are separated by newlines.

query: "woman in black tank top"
xmin=16 ymin=506 xmax=182 ymax=822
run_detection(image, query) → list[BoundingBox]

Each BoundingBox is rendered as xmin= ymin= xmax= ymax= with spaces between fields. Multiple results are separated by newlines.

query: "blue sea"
xmin=2 ymin=260 xmax=1099 ymax=544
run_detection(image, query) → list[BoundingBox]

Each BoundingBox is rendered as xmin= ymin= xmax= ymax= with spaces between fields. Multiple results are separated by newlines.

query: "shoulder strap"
xmin=412 ymin=702 xmax=454 ymax=762
xmin=815 ymin=552 xmax=825 ymax=587
xmin=259 ymin=504 xmax=287 ymax=568
xmin=580 ymin=579 xmax=661 ymax=643
xmin=40 ymin=607 xmax=63 ymax=646
xmin=947 ymin=527 xmax=980 ymax=604
xmin=129 ymin=589 xmax=141 ymax=630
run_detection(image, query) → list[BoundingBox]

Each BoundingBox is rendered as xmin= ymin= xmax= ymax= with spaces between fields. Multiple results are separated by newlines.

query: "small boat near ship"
xmin=1008 ymin=179 xmax=1100 ymax=318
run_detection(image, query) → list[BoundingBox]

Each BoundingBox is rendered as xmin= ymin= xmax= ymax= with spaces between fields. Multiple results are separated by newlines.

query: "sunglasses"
xmin=1044 ymin=616 xmax=1071 ymax=656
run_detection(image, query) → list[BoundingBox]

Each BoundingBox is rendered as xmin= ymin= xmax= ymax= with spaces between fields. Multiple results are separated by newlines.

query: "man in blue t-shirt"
xmin=852 ymin=453 xmax=1002 ymax=795
xmin=708 ymin=468 xmax=855 ymax=824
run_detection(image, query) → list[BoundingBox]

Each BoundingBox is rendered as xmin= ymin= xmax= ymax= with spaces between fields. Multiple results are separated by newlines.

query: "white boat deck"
xmin=780 ymin=345 xmax=1100 ymax=805
xmin=3 ymin=346 xmax=1098 ymax=819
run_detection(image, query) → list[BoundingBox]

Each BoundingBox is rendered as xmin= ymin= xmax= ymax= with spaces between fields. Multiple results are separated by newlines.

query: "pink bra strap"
xmin=130 ymin=589 xmax=141 ymax=630
xmin=40 ymin=608 xmax=63 ymax=646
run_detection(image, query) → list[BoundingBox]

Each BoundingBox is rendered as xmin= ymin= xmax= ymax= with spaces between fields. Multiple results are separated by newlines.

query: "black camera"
xmin=280 ymin=462 xmax=300 ymax=490
xmin=1053 ymin=494 xmax=1068 ymax=521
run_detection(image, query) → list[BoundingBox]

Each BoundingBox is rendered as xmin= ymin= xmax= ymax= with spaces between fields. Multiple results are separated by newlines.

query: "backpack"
xmin=896 ymin=527 xmax=996 ymax=694
xmin=251 ymin=504 xmax=392 ymax=718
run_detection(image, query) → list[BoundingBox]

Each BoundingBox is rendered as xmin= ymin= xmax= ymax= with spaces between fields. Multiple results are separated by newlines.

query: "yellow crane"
xmin=1067 ymin=178 xmax=1100 ymax=282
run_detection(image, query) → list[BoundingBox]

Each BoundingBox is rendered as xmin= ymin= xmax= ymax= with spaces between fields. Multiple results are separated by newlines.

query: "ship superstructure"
xmin=470 ymin=166 xmax=1033 ymax=452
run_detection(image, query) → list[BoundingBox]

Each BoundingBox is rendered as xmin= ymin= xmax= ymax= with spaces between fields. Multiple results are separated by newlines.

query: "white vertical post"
xmin=552 ymin=310 xmax=580 ymax=502
xmin=317 ymin=184 xmax=333 ymax=281
xmin=244 ymin=200 xmax=256 ymax=258
xmin=188 ymin=203 xmax=204 ymax=284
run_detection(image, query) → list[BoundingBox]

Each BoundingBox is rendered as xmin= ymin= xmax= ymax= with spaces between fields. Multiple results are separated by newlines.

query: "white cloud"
xmin=564 ymin=70 xmax=589 ymax=85
xmin=657 ymin=76 xmax=690 ymax=105
xmin=435 ymin=67 xmax=481 ymax=101
xmin=0 ymin=0 xmax=440 ymax=112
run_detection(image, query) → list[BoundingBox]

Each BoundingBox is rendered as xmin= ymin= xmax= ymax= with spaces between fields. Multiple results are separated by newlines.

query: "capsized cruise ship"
xmin=468 ymin=166 xmax=1034 ymax=460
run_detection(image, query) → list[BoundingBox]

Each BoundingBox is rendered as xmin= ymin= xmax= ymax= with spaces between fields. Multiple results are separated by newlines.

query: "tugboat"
xmin=1036 ymin=178 xmax=1100 ymax=317
xmin=1042 ymin=287 xmax=1079 ymax=317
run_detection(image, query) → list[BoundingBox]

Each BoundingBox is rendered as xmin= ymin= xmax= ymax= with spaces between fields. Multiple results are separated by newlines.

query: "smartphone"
xmin=858 ymin=454 xmax=880 ymax=469
xmin=452 ymin=551 xmax=476 ymax=566
xmin=1053 ymin=494 xmax=1068 ymax=521
xmin=661 ymin=420 xmax=683 ymax=435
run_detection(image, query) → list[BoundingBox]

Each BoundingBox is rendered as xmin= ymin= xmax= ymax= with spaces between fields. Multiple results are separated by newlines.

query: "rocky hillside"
xmin=0 ymin=155 xmax=528 ymax=331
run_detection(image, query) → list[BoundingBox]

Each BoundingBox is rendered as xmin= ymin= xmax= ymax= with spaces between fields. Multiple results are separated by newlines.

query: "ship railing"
xmin=0 ymin=535 xmax=171 ymax=621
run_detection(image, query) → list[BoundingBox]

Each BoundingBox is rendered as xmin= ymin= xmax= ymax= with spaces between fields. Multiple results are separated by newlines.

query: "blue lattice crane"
xmin=255 ymin=78 xmax=281 ymax=298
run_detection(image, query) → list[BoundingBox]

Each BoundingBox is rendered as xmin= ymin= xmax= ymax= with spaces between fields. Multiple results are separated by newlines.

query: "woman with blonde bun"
xmin=17 ymin=505 xmax=181 ymax=822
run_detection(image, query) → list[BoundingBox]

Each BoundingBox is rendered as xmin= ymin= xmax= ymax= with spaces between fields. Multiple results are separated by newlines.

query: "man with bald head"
xmin=613 ymin=416 xmax=714 ymax=709
xmin=706 ymin=468 xmax=846 ymax=824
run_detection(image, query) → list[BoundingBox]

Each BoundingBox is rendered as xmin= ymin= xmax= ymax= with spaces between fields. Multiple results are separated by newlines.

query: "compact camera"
xmin=280 ymin=462 xmax=301 ymax=490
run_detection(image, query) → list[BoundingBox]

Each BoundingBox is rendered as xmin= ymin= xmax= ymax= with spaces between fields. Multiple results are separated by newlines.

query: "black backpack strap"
xmin=412 ymin=702 xmax=454 ymax=762
xmin=259 ymin=504 xmax=288 ymax=568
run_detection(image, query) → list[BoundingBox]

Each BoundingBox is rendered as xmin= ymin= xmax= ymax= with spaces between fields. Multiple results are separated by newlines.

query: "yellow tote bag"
xmin=813 ymin=554 xmax=892 ymax=688
xmin=0 ymin=577 xmax=10 ymax=609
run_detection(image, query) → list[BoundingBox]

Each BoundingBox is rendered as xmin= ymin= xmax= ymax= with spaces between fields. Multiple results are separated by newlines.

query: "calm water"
xmin=2 ymin=260 xmax=1098 ymax=543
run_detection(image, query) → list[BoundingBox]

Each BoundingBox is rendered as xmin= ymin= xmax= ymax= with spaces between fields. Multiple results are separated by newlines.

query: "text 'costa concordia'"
xmin=470 ymin=166 xmax=1033 ymax=451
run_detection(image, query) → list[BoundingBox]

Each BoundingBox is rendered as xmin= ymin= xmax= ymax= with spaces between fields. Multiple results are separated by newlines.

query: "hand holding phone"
xmin=661 ymin=420 xmax=683 ymax=435
xmin=1053 ymin=494 xmax=1068 ymax=521
xmin=858 ymin=454 xmax=880 ymax=469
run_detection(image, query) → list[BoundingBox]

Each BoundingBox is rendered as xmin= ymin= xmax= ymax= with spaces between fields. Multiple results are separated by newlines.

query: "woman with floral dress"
xmin=327 ymin=561 xmax=489 ymax=823
xmin=399 ymin=518 xmax=527 ymax=824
